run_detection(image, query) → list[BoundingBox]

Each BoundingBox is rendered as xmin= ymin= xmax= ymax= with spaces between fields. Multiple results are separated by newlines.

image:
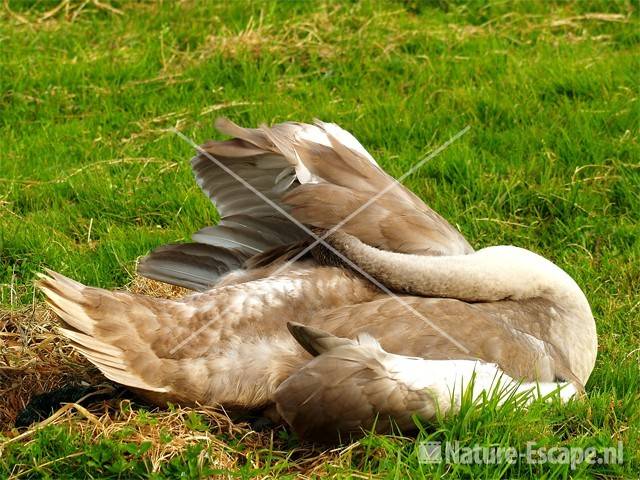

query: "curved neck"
xmin=328 ymin=232 xmax=590 ymax=308
xmin=326 ymin=231 xmax=597 ymax=383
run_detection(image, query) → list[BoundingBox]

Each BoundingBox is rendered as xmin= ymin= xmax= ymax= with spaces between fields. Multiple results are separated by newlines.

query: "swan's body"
xmin=37 ymin=119 xmax=597 ymax=441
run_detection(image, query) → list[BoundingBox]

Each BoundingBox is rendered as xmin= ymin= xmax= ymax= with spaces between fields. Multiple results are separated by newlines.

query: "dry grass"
xmin=0 ymin=275 xmax=186 ymax=428
xmin=0 ymin=305 xmax=97 ymax=428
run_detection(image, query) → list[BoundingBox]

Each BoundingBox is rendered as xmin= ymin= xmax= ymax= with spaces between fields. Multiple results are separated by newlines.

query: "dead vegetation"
xmin=0 ymin=304 xmax=96 ymax=429
xmin=6 ymin=0 xmax=629 ymax=79
xmin=0 ymin=276 xmax=186 ymax=429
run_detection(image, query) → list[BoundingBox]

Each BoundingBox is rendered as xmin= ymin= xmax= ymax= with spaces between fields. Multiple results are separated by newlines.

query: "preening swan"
xmin=37 ymin=118 xmax=597 ymax=441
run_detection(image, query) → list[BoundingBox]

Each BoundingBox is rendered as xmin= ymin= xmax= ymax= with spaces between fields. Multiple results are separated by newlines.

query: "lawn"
xmin=0 ymin=0 xmax=638 ymax=478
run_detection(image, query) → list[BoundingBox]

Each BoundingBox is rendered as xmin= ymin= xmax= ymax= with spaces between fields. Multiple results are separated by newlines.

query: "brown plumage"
xmin=37 ymin=118 xmax=596 ymax=442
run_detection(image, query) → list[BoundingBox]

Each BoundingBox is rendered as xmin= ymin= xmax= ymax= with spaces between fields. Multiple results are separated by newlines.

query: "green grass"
xmin=1 ymin=0 xmax=639 ymax=478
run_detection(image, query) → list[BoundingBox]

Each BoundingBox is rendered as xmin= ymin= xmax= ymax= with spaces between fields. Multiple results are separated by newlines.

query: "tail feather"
xmin=62 ymin=328 xmax=161 ymax=391
xmin=37 ymin=270 xmax=170 ymax=393
xmin=60 ymin=328 xmax=122 ymax=358
xmin=37 ymin=270 xmax=96 ymax=334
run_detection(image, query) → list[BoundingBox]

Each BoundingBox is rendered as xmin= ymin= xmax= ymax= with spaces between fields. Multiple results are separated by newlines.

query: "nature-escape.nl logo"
xmin=417 ymin=441 xmax=623 ymax=470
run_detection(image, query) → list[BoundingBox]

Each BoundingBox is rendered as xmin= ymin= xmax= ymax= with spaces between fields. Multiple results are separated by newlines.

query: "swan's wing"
xmin=136 ymin=243 xmax=248 ymax=291
xmin=138 ymin=123 xmax=311 ymax=290
xmin=276 ymin=322 xmax=578 ymax=442
xmin=312 ymin=295 xmax=585 ymax=389
xmin=273 ymin=120 xmax=474 ymax=256
xmin=139 ymin=118 xmax=472 ymax=290
xmin=275 ymin=323 xmax=439 ymax=442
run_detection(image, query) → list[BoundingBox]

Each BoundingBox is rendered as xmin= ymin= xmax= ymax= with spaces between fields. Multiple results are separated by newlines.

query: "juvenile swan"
xmin=37 ymin=119 xmax=597 ymax=441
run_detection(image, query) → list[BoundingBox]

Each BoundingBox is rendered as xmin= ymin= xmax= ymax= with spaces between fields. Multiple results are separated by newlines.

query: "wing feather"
xmin=139 ymin=117 xmax=473 ymax=290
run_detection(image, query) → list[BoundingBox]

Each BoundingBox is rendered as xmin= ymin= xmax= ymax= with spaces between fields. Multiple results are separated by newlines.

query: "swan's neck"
xmin=327 ymin=232 xmax=597 ymax=384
